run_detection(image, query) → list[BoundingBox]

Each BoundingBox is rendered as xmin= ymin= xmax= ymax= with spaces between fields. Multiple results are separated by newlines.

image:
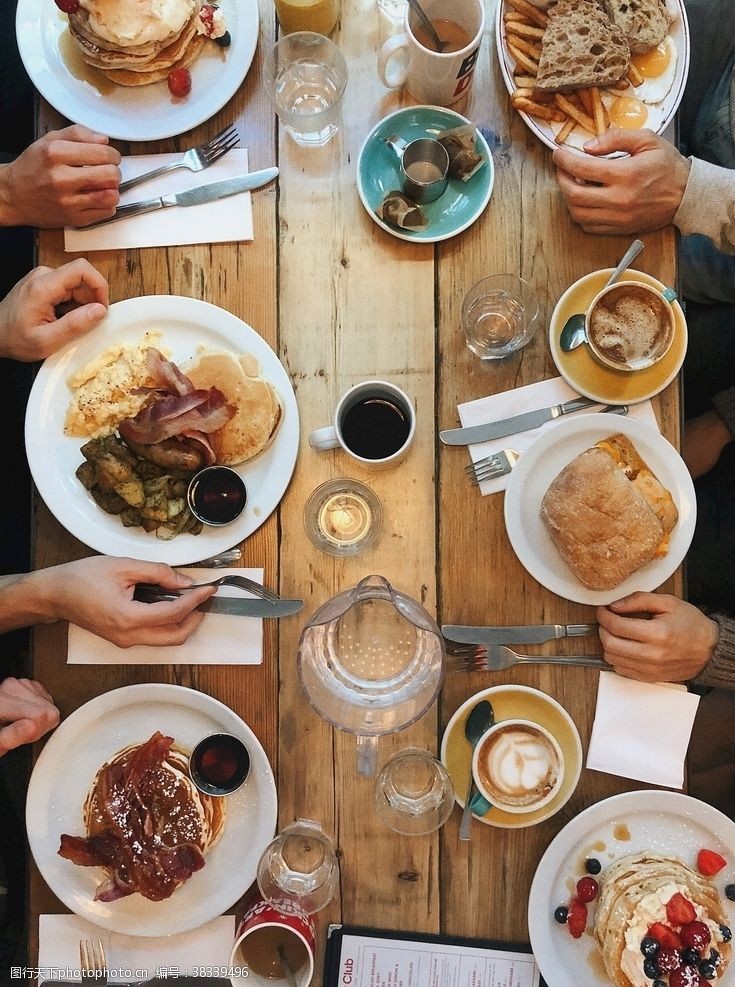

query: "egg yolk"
xmin=609 ymin=97 xmax=649 ymax=129
xmin=631 ymin=42 xmax=670 ymax=79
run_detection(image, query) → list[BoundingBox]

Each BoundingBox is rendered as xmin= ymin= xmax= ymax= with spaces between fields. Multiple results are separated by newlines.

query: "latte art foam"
xmin=477 ymin=724 xmax=561 ymax=809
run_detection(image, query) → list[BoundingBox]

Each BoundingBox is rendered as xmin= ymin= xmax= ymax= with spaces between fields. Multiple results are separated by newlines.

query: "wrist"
xmin=0 ymin=570 xmax=60 ymax=632
xmin=0 ymin=163 xmax=21 ymax=227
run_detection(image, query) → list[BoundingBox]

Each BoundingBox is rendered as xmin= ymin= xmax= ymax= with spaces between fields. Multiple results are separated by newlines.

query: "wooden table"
xmin=31 ymin=0 xmax=680 ymax=979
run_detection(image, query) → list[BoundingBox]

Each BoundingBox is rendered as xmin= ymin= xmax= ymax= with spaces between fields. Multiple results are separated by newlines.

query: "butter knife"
xmin=440 ymin=396 xmax=598 ymax=446
xmin=81 ymin=169 xmax=279 ymax=229
xmin=442 ymin=623 xmax=598 ymax=645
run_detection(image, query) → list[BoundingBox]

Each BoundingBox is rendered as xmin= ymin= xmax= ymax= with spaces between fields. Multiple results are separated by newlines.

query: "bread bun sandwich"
xmin=540 ymin=432 xmax=678 ymax=590
xmin=536 ymin=0 xmax=630 ymax=92
xmin=186 ymin=351 xmax=282 ymax=466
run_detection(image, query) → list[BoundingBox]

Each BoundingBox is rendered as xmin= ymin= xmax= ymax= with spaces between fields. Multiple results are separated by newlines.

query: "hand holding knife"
xmin=80 ymin=169 xmax=279 ymax=229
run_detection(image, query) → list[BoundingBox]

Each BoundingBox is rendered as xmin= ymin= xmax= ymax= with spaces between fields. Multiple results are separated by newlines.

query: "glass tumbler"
xmin=461 ymin=274 xmax=540 ymax=360
xmin=263 ymin=32 xmax=348 ymax=147
xmin=374 ymin=748 xmax=455 ymax=835
xmin=257 ymin=819 xmax=339 ymax=915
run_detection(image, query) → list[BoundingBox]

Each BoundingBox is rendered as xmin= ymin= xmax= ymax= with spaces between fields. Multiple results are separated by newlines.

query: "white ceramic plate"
xmin=25 ymin=295 xmax=299 ymax=565
xmin=26 ymin=683 xmax=277 ymax=937
xmin=16 ymin=0 xmax=259 ymax=142
xmin=528 ymin=791 xmax=735 ymax=987
xmin=494 ymin=0 xmax=690 ymax=154
xmin=503 ymin=414 xmax=696 ymax=605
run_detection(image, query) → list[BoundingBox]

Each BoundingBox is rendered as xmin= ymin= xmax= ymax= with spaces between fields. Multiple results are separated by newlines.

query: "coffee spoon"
xmin=406 ymin=0 xmax=448 ymax=51
xmin=559 ymin=239 xmax=644 ymax=352
xmin=459 ymin=699 xmax=494 ymax=841
xmin=277 ymin=945 xmax=298 ymax=987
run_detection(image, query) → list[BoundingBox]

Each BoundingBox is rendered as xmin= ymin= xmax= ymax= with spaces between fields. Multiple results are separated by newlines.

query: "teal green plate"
xmin=357 ymin=105 xmax=495 ymax=243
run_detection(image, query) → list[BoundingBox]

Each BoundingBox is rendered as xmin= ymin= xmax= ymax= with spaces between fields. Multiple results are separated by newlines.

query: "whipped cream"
xmin=195 ymin=4 xmax=227 ymax=39
xmin=78 ymin=0 xmax=197 ymax=48
xmin=620 ymin=882 xmax=722 ymax=987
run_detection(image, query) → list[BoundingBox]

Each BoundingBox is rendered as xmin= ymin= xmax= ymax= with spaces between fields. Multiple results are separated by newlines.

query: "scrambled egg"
xmin=64 ymin=331 xmax=162 ymax=438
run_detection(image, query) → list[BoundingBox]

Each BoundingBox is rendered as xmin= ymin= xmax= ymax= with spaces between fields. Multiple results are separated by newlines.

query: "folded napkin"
xmin=587 ymin=670 xmax=701 ymax=789
xmin=67 ymin=567 xmax=264 ymax=665
xmin=38 ymin=913 xmax=235 ymax=984
xmin=64 ymin=148 xmax=254 ymax=252
xmin=457 ymin=376 xmax=660 ymax=495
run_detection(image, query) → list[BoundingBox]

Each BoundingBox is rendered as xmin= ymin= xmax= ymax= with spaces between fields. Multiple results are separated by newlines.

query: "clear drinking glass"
xmin=303 ymin=478 xmax=383 ymax=557
xmin=461 ymin=274 xmax=540 ymax=360
xmin=263 ymin=32 xmax=348 ymax=147
xmin=257 ymin=819 xmax=339 ymax=915
xmin=375 ymin=748 xmax=455 ymax=835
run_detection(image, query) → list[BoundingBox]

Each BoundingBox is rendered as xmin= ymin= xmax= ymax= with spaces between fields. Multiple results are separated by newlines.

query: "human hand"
xmin=0 ymin=260 xmax=109 ymax=361
xmin=32 ymin=557 xmax=217 ymax=648
xmin=596 ymin=592 xmax=719 ymax=682
xmin=553 ymin=128 xmax=691 ymax=235
xmin=0 ymin=677 xmax=60 ymax=756
xmin=0 ymin=125 xmax=121 ymax=228
xmin=682 ymin=410 xmax=733 ymax=480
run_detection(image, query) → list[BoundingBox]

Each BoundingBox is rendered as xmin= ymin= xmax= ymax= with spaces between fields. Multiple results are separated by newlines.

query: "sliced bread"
xmin=603 ymin=0 xmax=670 ymax=54
xmin=535 ymin=0 xmax=630 ymax=92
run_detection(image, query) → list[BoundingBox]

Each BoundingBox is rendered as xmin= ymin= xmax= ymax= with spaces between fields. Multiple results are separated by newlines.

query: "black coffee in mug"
xmin=341 ymin=396 xmax=411 ymax=460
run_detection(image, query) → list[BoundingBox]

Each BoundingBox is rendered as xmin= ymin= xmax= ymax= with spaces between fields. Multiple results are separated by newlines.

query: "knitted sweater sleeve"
xmin=673 ymin=158 xmax=735 ymax=254
xmin=694 ymin=614 xmax=735 ymax=689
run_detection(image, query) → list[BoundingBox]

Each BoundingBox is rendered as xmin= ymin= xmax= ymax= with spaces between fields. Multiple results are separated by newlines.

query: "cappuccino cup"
xmin=472 ymin=719 xmax=563 ymax=814
xmin=586 ymin=281 xmax=677 ymax=372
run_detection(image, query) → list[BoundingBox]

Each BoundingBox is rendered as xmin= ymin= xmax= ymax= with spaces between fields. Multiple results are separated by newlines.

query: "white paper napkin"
xmin=65 ymin=148 xmax=254 ymax=252
xmin=37 ymin=913 xmax=235 ymax=983
xmin=586 ymin=670 xmax=701 ymax=789
xmin=67 ymin=567 xmax=264 ymax=665
xmin=457 ymin=376 xmax=660 ymax=495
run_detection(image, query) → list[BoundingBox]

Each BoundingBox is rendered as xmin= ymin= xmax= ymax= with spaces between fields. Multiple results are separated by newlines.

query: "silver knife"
xmin=82 ymin=169 xmax=279 ymax=228
xmin=439 ymin=396 xmax=599 ymax=446
xmin=442 ymin=623 xmax=598 ymax=645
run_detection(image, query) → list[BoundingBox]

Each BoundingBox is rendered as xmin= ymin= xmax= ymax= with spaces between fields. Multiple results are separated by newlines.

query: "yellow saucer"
xmin=549 ymin=269 xmax=688 ymax=405
xmin=440 ymin=686 xmax=583 ymax=829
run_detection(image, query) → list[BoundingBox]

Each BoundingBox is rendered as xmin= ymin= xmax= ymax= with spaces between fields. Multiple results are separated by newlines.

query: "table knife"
xmin=439 ymin=396 xmax=599 ymax=445
xmin=82 ymin=168 xmax=279 ymax=228
xmin=442 ymin=623 xmax=598 ymax=645
xmin=134 ymin=588 xmax=303 ymax=617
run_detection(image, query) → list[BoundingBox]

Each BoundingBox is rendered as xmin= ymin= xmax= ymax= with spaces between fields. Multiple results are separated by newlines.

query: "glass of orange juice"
xmin=274 ymin=0 xmax=340 ymax=36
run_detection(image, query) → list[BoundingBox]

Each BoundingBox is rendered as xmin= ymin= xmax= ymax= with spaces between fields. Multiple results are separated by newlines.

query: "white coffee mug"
xmin=377 ymin=0 xmax=485 ymax=106
xmin=308 ymin=379 xmax=416 ymax=469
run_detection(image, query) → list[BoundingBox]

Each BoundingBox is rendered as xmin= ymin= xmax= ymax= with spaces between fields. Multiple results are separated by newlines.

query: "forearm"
xmin=0 ymin=571 xmax=58 ymax=634
xmin=693 ymin=614 xmax=735 ymax=689
xmin=674 ymin=157 xmax=735 ymax=254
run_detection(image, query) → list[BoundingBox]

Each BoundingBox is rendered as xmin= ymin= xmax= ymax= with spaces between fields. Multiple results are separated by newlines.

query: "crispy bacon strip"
xmin=118 ymin=349 xmax=234 ymax=453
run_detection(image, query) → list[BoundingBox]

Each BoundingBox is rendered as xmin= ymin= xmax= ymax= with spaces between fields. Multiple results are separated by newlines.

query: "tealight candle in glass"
xmin=303 ymin=478 xmax=382 ymax=556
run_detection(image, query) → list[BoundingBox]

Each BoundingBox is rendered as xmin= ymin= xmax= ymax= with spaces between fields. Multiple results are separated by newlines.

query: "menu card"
xmin=324 ymin=926 xmax=545 ymax=987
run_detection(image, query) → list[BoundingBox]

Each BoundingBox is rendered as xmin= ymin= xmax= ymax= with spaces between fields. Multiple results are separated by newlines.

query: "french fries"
xmin=502 ymin=0 xmax=639 ymax=148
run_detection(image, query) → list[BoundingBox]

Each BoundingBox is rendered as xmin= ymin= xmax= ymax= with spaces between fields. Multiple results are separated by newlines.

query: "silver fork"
xmin=119 ymin=124 xmax=240 ymax=194
xmin=80 ymin=939 xmax=108 ymax=984
xmin=134 ymin=574 xmax=280 ymax=603
xmin=446 ymin=642 xmax=608 ymax=671
xmin=466 ymin=448 xmax=520 ymax=485
xmin=465 ymin=404 xmax=630 ymax=485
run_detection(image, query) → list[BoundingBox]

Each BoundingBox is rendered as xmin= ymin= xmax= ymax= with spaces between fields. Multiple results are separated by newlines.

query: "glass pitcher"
xmin=297 ymin=575 xmax=445 ymax=775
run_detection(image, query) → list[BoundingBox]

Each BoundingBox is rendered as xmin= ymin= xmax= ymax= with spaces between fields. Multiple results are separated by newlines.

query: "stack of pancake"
xmin=594 ymin=852 xmax=731 ymax=986
xmin=66 ymin=0 xmax=206 ymax=86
